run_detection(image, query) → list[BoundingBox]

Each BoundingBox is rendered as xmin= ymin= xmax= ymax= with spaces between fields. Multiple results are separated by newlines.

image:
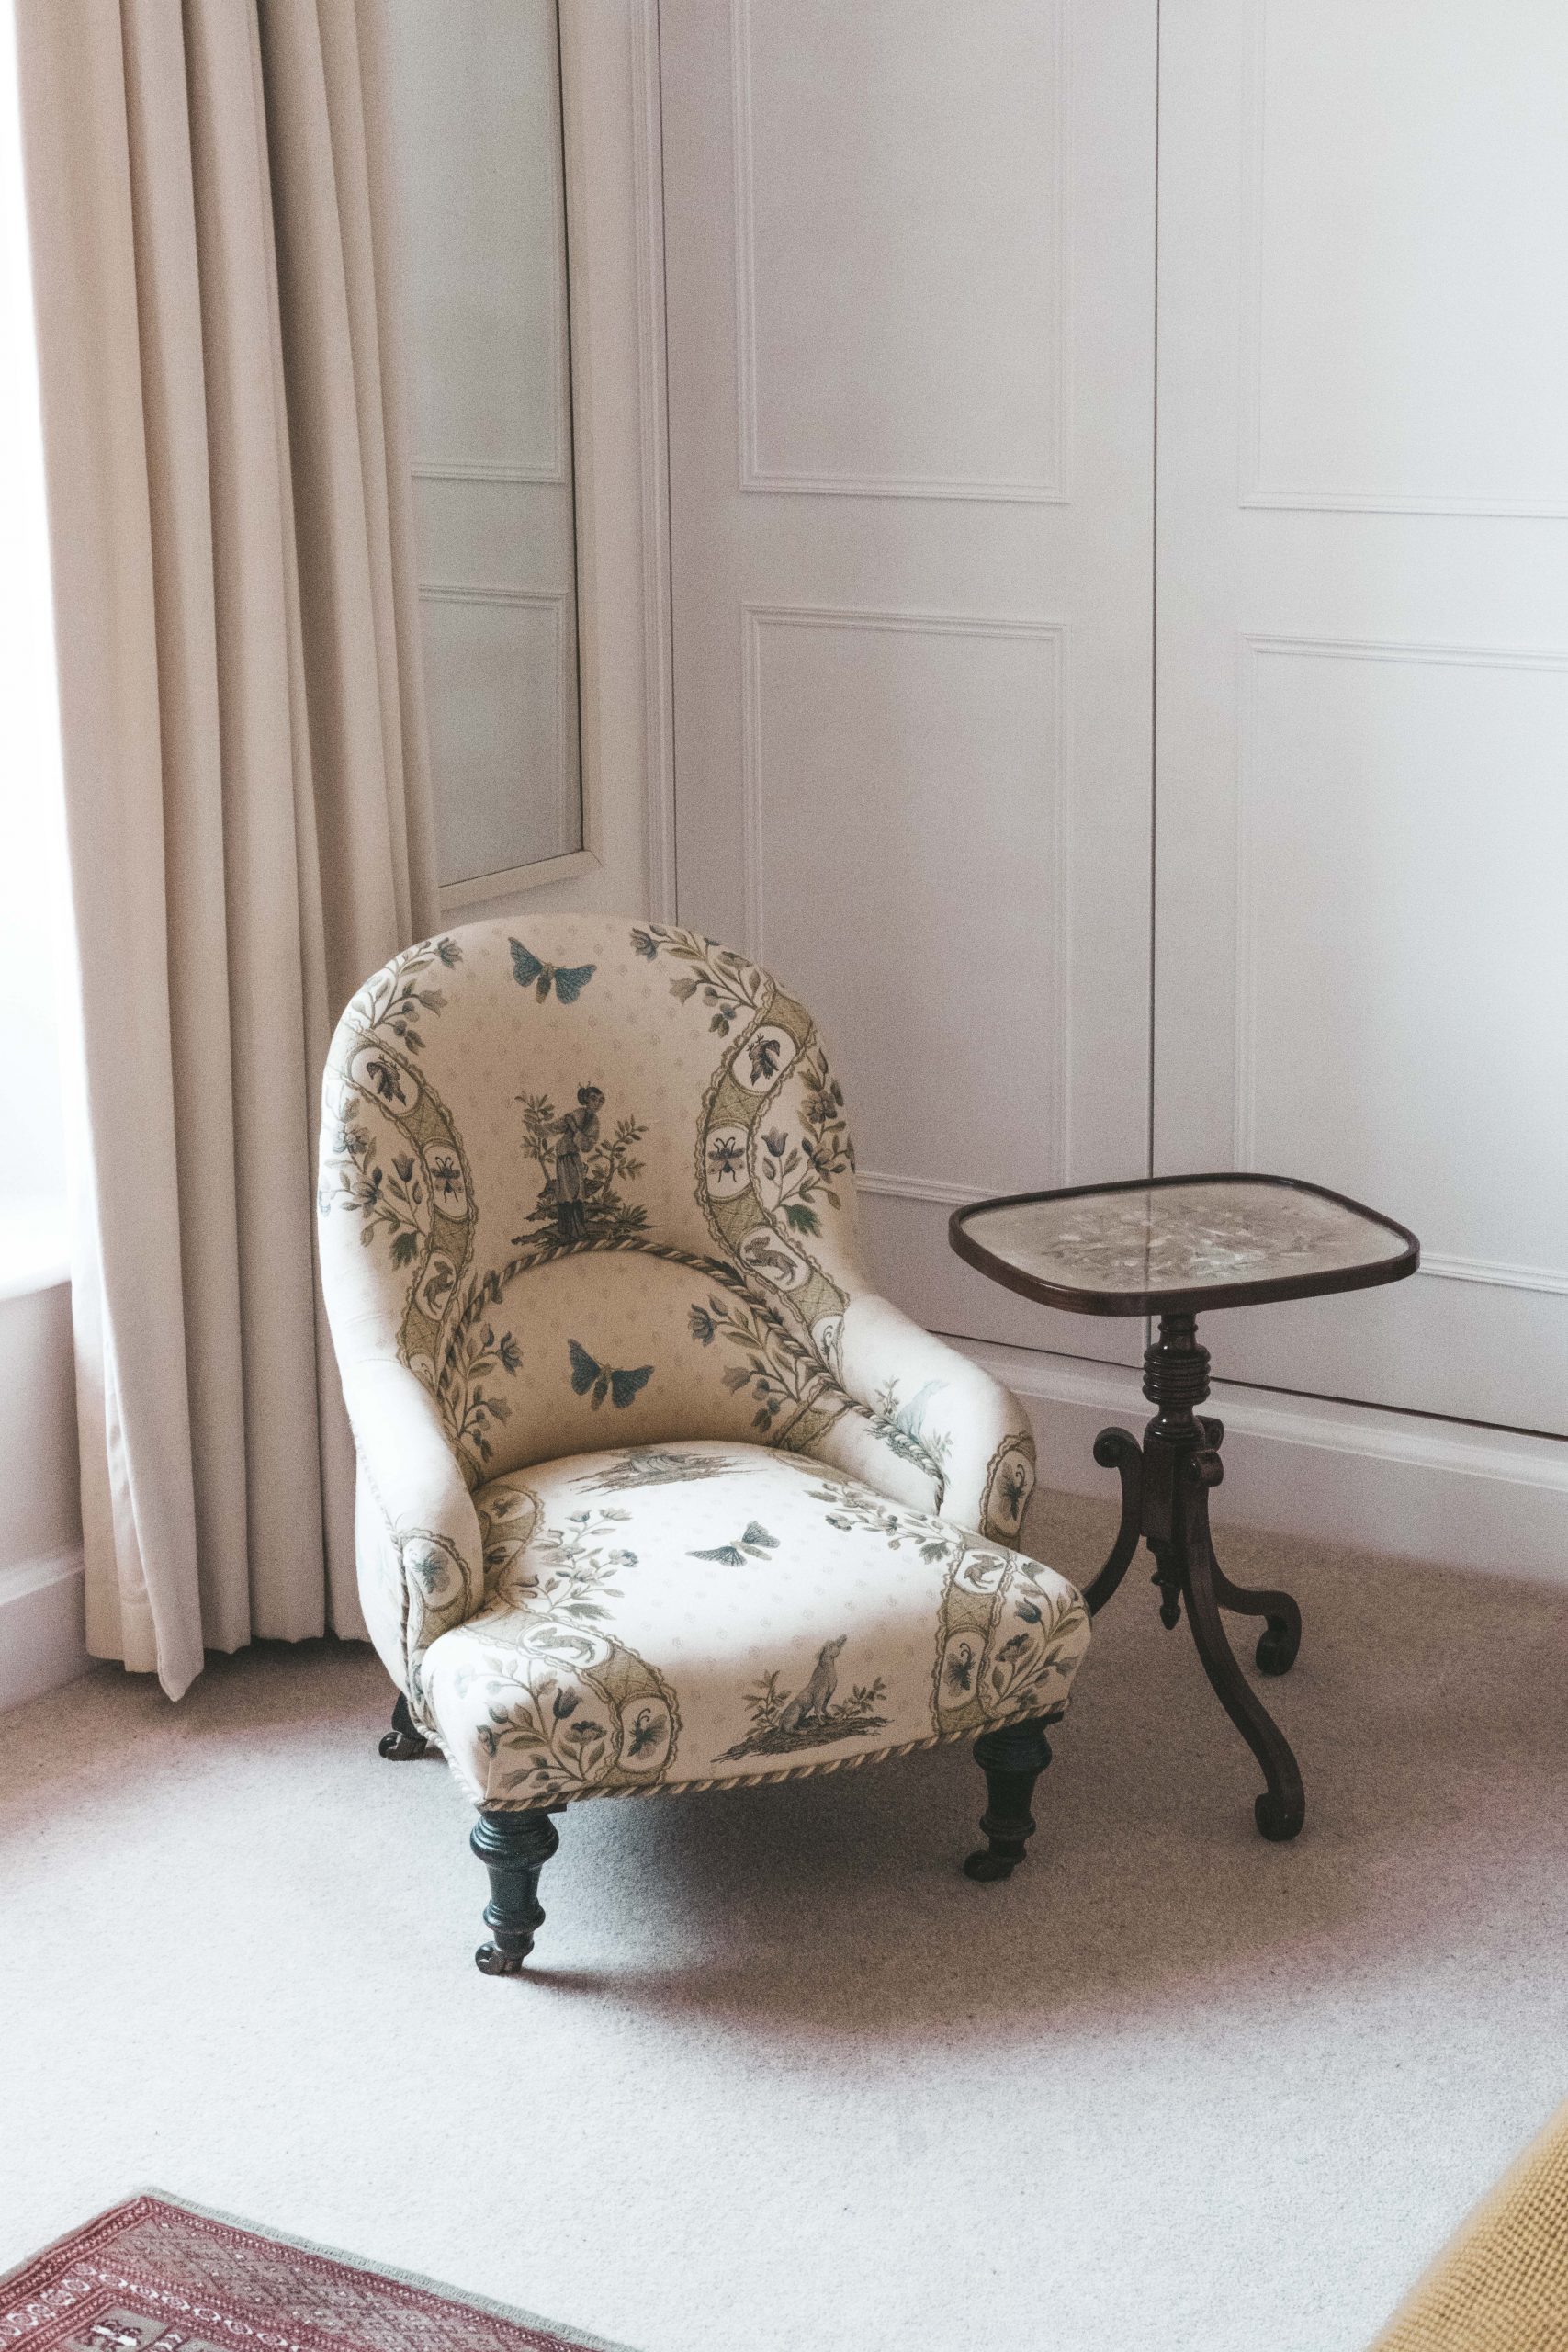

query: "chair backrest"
xmin=319 ymin=916 xmax=874 ymax=1487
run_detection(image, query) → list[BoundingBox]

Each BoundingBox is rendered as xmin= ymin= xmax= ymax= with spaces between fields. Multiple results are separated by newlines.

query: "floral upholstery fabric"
xmin=318 ymin=917 xmax=1089 ymax=1806
xmin=424 ymin=1442 xmax=1089 ymax=1807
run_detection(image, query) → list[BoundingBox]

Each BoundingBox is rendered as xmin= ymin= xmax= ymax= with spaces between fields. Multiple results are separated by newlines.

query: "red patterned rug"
xmin=0 ymin=2194 xmax=637 ymax=2352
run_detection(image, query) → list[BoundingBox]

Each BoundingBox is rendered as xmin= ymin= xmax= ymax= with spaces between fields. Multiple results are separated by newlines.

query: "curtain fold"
xmin=15 ymin=0 xmax=438 ymax=1696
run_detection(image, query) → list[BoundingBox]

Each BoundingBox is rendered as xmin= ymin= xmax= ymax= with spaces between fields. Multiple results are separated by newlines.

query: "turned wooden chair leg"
xmin=470 ymin=1809 xmax=561 ymax=1974
xmin=378 ymin=1690 xmax=432 ymax=1761
xmin=964 ymin=1715 xmax=1055 ymax=1883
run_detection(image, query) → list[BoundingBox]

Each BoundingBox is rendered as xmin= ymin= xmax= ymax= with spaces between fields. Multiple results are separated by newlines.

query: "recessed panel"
xmin=389 ymin=0 xmax=566 ymax=479
xmin=1248 ymin=0 xmax=1568 ymax=511
xmin=737 ymin=0 xmax=1064 ymax=497
xmin=749 ymin=609 xmax=1063 ymax=1202
xmin=421 ymin=592 xmax=574 ymax=884
xmin=1239 ymin=639 xmax=1568 ymax=1284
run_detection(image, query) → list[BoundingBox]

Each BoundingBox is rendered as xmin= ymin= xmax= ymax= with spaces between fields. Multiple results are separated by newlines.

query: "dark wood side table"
xmin=950 ymin=1173 xmax=1420 ymax=1842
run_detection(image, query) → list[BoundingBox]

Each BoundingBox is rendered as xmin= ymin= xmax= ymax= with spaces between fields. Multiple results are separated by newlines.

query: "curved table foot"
xmin=1210 ymin=1559 xmax=1303 ymax=1677
xmin=1182 ymin=1455 xmax=1305 ymax=1844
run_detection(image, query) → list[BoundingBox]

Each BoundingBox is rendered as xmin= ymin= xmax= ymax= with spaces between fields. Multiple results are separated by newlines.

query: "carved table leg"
xmin=1147 ymin=1536 xmax=1184 ymax=1629
xmin=470 ymin=1808 xmax=561 ymax=1973
xmin=1209 ymin=1556 xmax=1303 ymax=1676
xmin=964 ymin=1716 xmax=1055 ymax=1882
xmin=378 ymin=1690 xmax=432 ymax=1761
xmin=1081 ymin=1427 xmax=1144 ymax=1616
xmin=1180 ymin=1452 xmax=1304 ymax=1842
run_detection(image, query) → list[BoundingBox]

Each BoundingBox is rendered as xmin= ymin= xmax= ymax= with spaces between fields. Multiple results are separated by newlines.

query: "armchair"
xmin=318 ymin=917 xmax=1090 ymax=1970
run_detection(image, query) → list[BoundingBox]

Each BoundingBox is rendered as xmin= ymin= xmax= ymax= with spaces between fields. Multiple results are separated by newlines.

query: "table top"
xmin=949 ymin=1173 xmax=1420 ymax=1317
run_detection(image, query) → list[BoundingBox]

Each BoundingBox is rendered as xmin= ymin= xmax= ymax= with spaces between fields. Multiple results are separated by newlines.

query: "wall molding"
xmin=729 ymin=0 xmax=1070 ymax=504
xmin=740 ymin=601 xmax=1073 ymax=1187
xmin=1234 ymin=629 xmax=1568 ymax=1300
xmin=855 ymin=1168 xmax=996 ymax=1208
xmin=1419 ymin=1253 xmax=1568 ymax=1299
xmin=1238 ymin=0 xmax=1568 ymax=518
xmin=0 ymin=1548 xmax=86 ymax=1715
xmin=954 ymin=1336 xmax=1568 ymax=1584
xmin=412 ymin=458 xmax=569 ymax=488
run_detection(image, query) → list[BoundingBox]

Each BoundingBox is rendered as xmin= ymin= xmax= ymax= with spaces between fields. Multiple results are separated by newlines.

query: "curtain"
xmin=15 ymin=0 xmax=438 ymax=1697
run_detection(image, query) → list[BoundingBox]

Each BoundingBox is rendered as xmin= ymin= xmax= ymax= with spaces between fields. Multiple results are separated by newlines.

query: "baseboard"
xmin=0 ymin=1548 xmax=88 ymax=1713
xmin=953 ymin=1337 xmax=1568 ymax=1584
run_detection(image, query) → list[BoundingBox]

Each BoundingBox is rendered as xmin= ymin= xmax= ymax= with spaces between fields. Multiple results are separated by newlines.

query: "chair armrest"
xmin=338 ymin=1356 xmax=486 ymax=1706
xmin=830 ymin=1293 xmax=1040 ymax=1545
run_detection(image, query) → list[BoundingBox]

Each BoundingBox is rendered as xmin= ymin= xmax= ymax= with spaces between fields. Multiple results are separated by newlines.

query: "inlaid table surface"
xmin=951 ymin=1172 xmax=1417 ymax=1316
xmin=949 ymin=1172 xmax=1421 ymax=1843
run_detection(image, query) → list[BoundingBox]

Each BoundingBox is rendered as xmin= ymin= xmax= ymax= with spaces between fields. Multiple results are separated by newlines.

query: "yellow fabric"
xmin=1370 ymin=2099 xmax=1568 ymax=2351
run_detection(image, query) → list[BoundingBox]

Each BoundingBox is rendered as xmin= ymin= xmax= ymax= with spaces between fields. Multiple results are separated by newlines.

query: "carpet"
xmin=1369 ymin=2096 xmax=1568 ymax=2351
xmin=7 ymin=1487 xmax=1568 ymax=2352
xmin=0 ymin=2195 xmax=636 ymax=2352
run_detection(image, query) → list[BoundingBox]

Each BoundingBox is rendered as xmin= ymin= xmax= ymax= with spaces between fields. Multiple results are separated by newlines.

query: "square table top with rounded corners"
xmin=949 ymin=1172 xmax=1420 ymax=1318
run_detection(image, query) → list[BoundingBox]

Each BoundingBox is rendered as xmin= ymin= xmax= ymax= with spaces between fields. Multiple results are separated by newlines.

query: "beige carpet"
xmin=4 ymin=1486 xmax=1568 ymax=2352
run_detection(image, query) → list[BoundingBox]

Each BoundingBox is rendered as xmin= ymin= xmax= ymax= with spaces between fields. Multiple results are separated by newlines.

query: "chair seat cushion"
xmin=421 ymin=1441 xmax=1089 ymax=1808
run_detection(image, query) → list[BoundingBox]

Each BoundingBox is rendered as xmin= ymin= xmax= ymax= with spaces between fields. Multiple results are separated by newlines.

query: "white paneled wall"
xmin=660 ymin=0 xmax=1568 ymax=1570
xmin=662 ymin=0 xmax=1157 ymax=1372
xmin=1156 ymin=0 xmax=1568 ymax=1449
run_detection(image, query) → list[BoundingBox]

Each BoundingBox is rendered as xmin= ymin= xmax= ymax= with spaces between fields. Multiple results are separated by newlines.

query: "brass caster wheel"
xmin=475 ymin=1942 xmax=529 ymax=1975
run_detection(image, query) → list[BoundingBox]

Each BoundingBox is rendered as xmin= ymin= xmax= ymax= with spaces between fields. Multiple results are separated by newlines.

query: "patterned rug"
xmin=0 ymin=2194 xmax=637 ymax=2352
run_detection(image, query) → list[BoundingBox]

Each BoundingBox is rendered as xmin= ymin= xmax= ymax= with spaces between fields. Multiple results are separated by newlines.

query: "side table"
xmin=950 ymin=1173 xmax=1419 ymax=1841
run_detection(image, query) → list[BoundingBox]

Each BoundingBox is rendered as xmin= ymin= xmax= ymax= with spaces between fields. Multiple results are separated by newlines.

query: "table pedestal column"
xmin=1083 ymin=1312 xmax=1305 ymax=1841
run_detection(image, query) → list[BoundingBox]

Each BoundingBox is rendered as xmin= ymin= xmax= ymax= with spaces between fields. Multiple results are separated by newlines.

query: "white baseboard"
xmin=954 ymin=1337 xmax=1568 ymax=1584
xmin=0 ymin=1549 xmax=88 ymax=1713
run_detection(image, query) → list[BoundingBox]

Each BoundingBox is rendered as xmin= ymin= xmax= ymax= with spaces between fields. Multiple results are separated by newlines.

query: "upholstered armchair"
xmin=318 ymin=917 xmax=1090 ymax=1971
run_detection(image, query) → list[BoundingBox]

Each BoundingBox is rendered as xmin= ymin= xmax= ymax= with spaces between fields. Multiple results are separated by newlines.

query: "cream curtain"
xmin=15 ymin=0 xmax=438 ymax=1696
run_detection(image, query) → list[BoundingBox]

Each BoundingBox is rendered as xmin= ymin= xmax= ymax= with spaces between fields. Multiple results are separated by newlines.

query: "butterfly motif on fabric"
xmin=510 ymin=939 xmax=597 ymax=1004
xmin=568 ymin=1338 xmax=654 ymax=1410
xmin=688 ymin=1521 xmax=779 ymax=1567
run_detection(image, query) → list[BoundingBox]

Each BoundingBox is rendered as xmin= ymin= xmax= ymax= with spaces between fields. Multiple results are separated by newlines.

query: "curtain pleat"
xmin=15 ymin=0 xmax=438 ymax=1694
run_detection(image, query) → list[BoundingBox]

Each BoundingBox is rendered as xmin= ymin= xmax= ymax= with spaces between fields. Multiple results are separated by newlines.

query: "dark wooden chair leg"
xmin=470 ymin=1808 xmax=561 ymax=1974
xmin=963 ymin=1715 xmax=1055 ymax=1883
xmin=1180 ymin=1455 xmax=1304 ymax=1842
xmin=378 ymin=1690 xmax=432 ymax=1761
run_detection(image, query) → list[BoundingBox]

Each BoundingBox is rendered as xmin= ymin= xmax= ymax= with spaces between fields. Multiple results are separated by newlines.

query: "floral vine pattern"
xmin=450 ymin=1504 xmax=679 ymax=1804
xmin=318 ymin=1117 xmax=427 ymax=1271
xmin=863 ymin=1380 xmax=952 ymax=1513
xmin=754 ymin=1050 xmax=853 ymax=1239
xmin=631 ymin=923 xmax=771 ymax=1035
